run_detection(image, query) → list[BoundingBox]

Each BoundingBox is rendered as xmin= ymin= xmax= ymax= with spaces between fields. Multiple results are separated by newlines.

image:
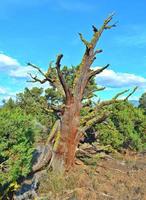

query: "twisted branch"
xmin=80 ymin=111 xmax=110 ymax=133
xmin=55 ymin=54 xmax=71 ymax=101
xmin=27 ymin=61 xmax=65 ymax=96
xmin=88 ymin=64 xmax=110 ymax=80
xmin=78 ymin=33 xmax=90 ymax=47
xmin=74 ymin=13 xmax=117 ymax=98
xmin=27 ymin=62 xmax=54 ymax=84
xmin=124 ymin=86 xmax=138 ymax=101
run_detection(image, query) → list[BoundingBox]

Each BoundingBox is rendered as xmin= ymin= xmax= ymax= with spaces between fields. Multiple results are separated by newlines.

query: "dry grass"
xmin=37 ymin=153 xmax=146 ymax=200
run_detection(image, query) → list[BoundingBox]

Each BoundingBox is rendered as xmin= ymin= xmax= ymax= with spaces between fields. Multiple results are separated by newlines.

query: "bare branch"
xmin=124 ymin=86 xmax=138 ymax=101
xmin=27 ymin=73 xmax=48 ymax=84
xmin=78 ymin=33 xmax=90 ymax=47
xmin=91 ymin=13 xmax=116 ymax=48
xmin=104 ymin=16 xmax=118 ymax=29
xmin=95 ymin=87 xmax=137 ymax=111
xmin=27 ymin=62 xmax=46 ymax=77
xmin=82 ymin=88 xmax=131 ymax=126
xmin=96 ymin=86 xmax=106 ymax=91
xmin=104 ymin=23 xmax=117 ymax=30
xmin=95 ymin=89 xmax=130 ymax=110
xmin=81 ymin=88 xmax=133 ymax=129
xmin=81 ymin=111 xmax=110 ymax=132
xmin=28 ymin=62 xmax=55 ymax=84
xmin=104 ymin=13 xmax=118 ymax=30
xmin=104 ymin=12 xmax=115 ymax=25
xmin=56 ymin=54 xmax=63 ymax=68
xmin=55 ymin=54 xmax=71 ymax=101
xmin=113 ymin=89 xmax=129 ymax=100
xmin=92 ymin=25 xmax=98 ymax=33
xmin=28 ymin=58 xmax=67 ymax=97
xmin=88 ymin=64 xmax=110 ymax=80
xmin=94 ymin=49 xmax=103 ymax=55
xmin=81 ymin=86 xmax=138 ymax=136
xmin=73 ymin=13 xmax=116 ymax=99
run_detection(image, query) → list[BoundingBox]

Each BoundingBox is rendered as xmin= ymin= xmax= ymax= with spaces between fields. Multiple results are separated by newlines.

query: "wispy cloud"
xmin=1 ymin=54 xmax=146 ymax=102
xmin=10 ymin=66 xmax=34 ymax=78
xmin=2 ymin=53 xmax=146 ymax=89
xmin=94 ymin=67 xmax=146 ymax=89
xmin=0 ymin=53 xmax=35 ymax=78
xmin=0 ymin=54 xmax=19 ymax=71
xmin=0 ymin=53 xmax=49 ymax=103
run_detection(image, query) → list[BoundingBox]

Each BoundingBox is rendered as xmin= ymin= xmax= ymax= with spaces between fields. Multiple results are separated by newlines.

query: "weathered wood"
xmin=28 ymin=14 xmax=118 ymax=172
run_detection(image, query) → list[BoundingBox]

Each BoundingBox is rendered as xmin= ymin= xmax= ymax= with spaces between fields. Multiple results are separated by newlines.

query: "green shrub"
xmin=96 ymin=101 xmax=146 ymax=151
xmin=97 ymin=119 xmax=124 ymax=149
xmin=0 ymin=108 xmax=34 ymax=188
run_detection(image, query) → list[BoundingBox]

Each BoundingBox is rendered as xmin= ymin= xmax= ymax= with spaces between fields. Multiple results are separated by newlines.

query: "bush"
xmin=97 ymin=119 xmax=124 ymax=149
xmin=0 ymin=108 xmax=35 ymax=190
xmin=139 ymin=92 xmax=146 ymax=112
xmin=96 ymin=101 xmax=146 ymax=151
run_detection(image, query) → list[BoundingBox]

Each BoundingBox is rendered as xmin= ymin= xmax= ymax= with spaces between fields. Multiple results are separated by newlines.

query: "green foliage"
xmin=16 ymin=87 xmax=50 ymax=122
xmin=97 ymin=119 xmax=124 ymax=149
xmin=45 ymin=87 xmax=63 ymax=105
xmin=2 ymin=98 xmax=16 ymax=110
xmin=139 ymin=92 xmax=146 ymax=112
xmin=16 ymin=87 xmax=57 ymax=141
xmin=96 ymin=101 xmax=146 ymax=151
xmin=46 ymin=65 xmax=98 ymax=102
xmin=0 ymin=108 xmax=34 ymax=187
xmin=1 ymin=63 xmax=146 ymax=198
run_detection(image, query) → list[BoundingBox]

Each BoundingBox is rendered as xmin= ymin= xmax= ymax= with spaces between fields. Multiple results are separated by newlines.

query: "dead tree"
xmin=28 ymin=14 xmax=136 ymax=172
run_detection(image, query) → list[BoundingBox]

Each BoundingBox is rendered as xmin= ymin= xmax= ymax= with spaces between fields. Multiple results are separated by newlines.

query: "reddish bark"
xmin=28 ymin=14 xmax=117 ymax=172
xmin=52 ymin=98 xmax=82 ymax=170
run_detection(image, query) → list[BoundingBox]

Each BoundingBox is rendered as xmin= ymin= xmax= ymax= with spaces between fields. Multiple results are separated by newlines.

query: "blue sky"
xmin=0 ymin=0 xmax=146 ymax=103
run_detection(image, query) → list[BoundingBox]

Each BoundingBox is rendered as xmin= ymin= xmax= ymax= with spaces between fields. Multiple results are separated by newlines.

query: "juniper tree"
xmin=28 ymin=14 xmax=137 ymax=172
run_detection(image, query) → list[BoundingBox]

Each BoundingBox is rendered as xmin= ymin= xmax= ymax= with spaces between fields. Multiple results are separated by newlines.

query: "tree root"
xmin=32 ymin=144 xmax=52 ymax=173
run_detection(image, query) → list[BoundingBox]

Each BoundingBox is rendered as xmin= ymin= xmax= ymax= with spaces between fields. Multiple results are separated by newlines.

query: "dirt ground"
xmin=37 ymin=151 xmax=146 ymax=200
xmin=85 ymin=152 xmax=146 ymax=200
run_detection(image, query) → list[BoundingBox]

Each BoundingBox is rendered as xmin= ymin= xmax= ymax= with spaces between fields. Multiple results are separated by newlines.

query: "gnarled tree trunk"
xmin=28 ymin=13 xmax=119 ymax=172
xmin=51 ymin=98 xmax=82 ymax=171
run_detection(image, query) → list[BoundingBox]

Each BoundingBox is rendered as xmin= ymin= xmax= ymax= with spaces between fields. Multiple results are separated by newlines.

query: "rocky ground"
xmin=14 ymin=151 xmax=146 ymax=200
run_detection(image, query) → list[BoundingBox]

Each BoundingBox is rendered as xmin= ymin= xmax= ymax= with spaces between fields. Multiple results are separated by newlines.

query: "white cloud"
xmin=1 ymin=53 xmax=146 ymax=102
xmin=0 ymin=53 xmax=48 ymax=103
xmin=94 ymin=67 xmax=146 ymax=89
xmin=0 ymin=53 xmax=19 ymax=70
xmin=10 ymin=66 xmax=34 ymax=78
xmin=0 ymin=53 xmax=35 ymax=78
